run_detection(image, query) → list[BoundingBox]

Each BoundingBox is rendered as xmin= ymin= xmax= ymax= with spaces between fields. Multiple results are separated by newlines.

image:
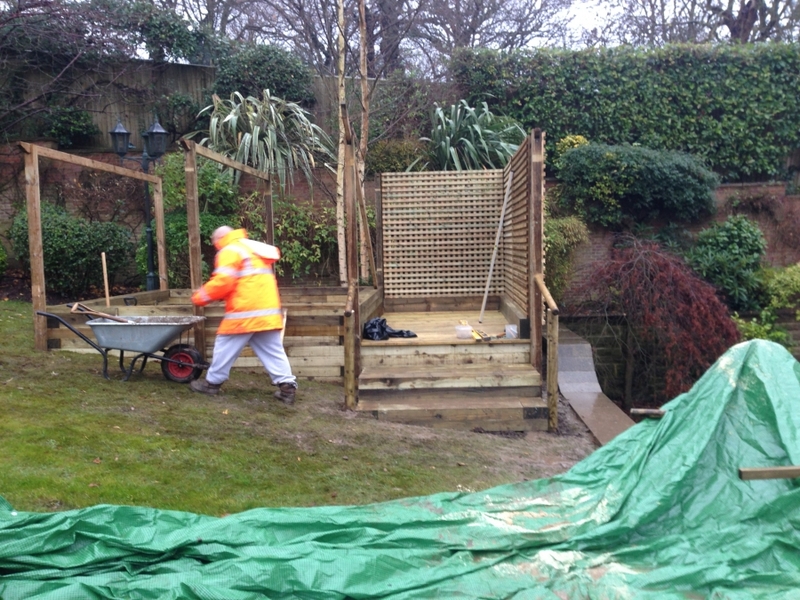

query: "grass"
xmin=0 ymin=300 xmax=595 ymax=516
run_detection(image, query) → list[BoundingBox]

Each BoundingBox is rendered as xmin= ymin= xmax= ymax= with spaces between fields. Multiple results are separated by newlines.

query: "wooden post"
xmin=152 ymin=179 xmax=168 ymax=291
xmin=343 ymin=280 xmax=359 ymax=410
xmin=375 ymin=178 xmax=383 ymax=288
xmin=529 ymin=130 xmax=545 ymax=371
xmin=182 ymin=140 xmax=206 ymax=359
xmin=22 ymin=144 xmax=47 ymax=351
xmin=265 ymin=179 xmax=274 ymax=245
xmin=355 ymin=172 xmax=377 ymax=287
xmin=546 ymin=309 xmax=559 ymax=432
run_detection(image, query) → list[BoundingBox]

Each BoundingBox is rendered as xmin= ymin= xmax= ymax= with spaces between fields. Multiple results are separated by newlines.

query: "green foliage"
xmin=0 ymin=243 xmax=7 ymax=277
xmin=154 ymin=153 xmax=238 ymax=214
xmin=195 ymin=90 xmax=333 ymax=193
xmin=732 ymin=310 xmax=791 ymax=347
xmin=420 ymin=100 xmax=525 ymax=171
xmin=544 ymin=214 xmax=589 ymax=303
xmin=10 ymin=203 xmax=133 ymax=297
xmin=687 ymin=215 xmax=766 ymax=312
xmin=365 ymin=139 xmax=426 ymax=175
xmin=213 ymin=44 xmax=314 ymax=103
xmin=42 ymin=107 xmax=100 ymax=147
xmin=136 ymin=212 xmax=230 ymax=289
xmin=451 ymin=44 xmax=800 ymax=182
xmin=556 ymin=143 xmax=718 ymax=228
xmin=273 ymin=199 xmax=337 ymax=279
xmin=761 ymin=264 xmax=800 ymax=312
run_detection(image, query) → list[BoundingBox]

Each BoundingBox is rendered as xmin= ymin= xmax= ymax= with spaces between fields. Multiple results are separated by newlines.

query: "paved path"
xmin=558 ymin=327 xmax=634 ymax=445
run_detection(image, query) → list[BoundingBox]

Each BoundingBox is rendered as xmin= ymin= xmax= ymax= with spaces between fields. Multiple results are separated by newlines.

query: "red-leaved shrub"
xmin=570 ymin=236 xmax=740 ymax=403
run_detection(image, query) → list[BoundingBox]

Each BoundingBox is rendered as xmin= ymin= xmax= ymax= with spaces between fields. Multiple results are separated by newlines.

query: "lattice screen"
xmin=380 ymin=171 xmax=506 ymax=298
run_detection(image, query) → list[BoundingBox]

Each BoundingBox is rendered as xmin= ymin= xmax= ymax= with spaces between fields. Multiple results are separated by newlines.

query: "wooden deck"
xmin=357 ymin=310 xmax=546 ymax=432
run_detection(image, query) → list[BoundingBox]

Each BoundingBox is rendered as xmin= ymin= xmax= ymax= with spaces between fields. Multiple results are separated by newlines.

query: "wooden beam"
xmin=151 ymin=179 xmax=168 ymax=291
xmin=182 ymin=141 xmax=206 ymax=358
xmin=355 ymin=168 xmax=377 ymax=287
xmin=185 ymin=140 xmax=271 ymax=181
xmin=546 ymin=309 xmax=559 ymax=432
xmin=630 ymin=408 xmax=665 ymax=418
xmin=23 ymin=145 xmax=47 ymax=351
xmin=739 ymin=466 xmax=800 ymax=480
xmin=19 ymin=142 xmax=159 ymax=183
xmin=375 ymin=178 xmax=384 ymax=288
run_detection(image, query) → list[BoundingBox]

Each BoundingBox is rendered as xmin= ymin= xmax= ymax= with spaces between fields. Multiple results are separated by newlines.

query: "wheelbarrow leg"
xmin=121 ymin=353 xmax=149 ymax=381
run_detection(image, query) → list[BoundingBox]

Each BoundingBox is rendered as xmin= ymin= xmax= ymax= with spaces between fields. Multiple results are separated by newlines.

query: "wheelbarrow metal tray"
xmin=87 ymin=316 xmax=205 ymax=354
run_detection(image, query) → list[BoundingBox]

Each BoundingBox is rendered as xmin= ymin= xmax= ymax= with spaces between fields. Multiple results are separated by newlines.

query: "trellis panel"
xmin=503 ymin=139 xmax=531 ymax=313
xmin=381 ymin=171 xmax=506 ymax=298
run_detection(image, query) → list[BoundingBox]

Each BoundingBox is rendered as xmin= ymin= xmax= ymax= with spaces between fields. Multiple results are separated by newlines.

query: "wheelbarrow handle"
xmin=36 ymin=311 xmax=106 ymax=355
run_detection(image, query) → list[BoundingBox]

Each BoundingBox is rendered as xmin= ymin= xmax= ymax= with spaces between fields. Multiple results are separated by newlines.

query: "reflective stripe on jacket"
xmin=191 ymin=229 xmax=284 ymax=334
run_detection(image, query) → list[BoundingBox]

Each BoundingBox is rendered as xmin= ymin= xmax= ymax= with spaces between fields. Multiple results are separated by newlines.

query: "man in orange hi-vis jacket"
xmin=189 ymin=226 xmax=297 ymax=404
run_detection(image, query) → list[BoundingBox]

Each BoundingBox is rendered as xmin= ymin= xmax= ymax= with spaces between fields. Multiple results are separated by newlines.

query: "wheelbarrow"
xmin=37 ymin=305 xmax=209 ymax=383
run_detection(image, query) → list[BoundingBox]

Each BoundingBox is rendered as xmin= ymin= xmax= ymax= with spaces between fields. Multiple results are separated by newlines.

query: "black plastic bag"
xmin=362 ymin=317 xmax=417 ymax=341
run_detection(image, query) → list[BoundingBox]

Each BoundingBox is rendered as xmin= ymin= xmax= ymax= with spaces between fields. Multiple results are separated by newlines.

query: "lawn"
xmin=0 ymin=300 xmax=596 ymax=516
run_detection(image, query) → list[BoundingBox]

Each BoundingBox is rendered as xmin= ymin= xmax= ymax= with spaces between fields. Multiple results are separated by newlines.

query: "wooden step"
xmin=361 ymin=341 xmax=530 ymax=368
xmin=359 ymin=363 xmax=541 ymax=391
xmin=356 ymin=389 xmax=548 ymax=431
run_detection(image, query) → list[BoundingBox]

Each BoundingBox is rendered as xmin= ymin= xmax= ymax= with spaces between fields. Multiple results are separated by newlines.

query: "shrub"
xmin=213 ymin=44 xmax=314 ymax=104
xmin=135 ymin=211 xmax=230 ymax=289
xmin=732 ymin=310 xmax=791 ymax=347
xmin=686 ymin=215 xmax=766 ymax=312
xmin=556 ymin=143 xmax=718 ymax=228
xmin=761 ymin=264 xmax=800 ymax=312
xmin=0 ymin=243 xmax=7 ymax=277
xmin=273 ymin=199 xmax=337 ymax=279
xmin=10 ymin=204 xmax=134 ymax=298
xmin=154 ymin=152 xmax=238 ymax=214
xmin=42 ymin=107 xmax=100 ymax=148
xmin=544 ymin=214 xmax=589 ymax=303
xmin=452 ymin=44 xmax=800 ymax=181
xmin=570 ymin=236 xmax=740 ymax=405
xmin=365 ymin=139 xmax=426 ymax=175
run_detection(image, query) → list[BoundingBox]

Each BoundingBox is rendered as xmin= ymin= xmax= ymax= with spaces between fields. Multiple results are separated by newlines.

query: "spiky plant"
xmin=420 ymin=100 xmax=525 ymax=171
xmin=195 ymin=90 xmax=333 ymax=192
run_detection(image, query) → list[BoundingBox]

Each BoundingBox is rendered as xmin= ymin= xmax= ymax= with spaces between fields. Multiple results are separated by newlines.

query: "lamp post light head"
xmin=143 ymin=118 xmax=169 ymax=160
xmin=109 ymin=120 xmax=131 ymax=158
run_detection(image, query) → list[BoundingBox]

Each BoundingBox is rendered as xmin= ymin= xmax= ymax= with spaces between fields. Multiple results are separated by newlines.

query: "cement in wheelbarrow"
xmin=87 ymin=316 xmax=204 ymax=354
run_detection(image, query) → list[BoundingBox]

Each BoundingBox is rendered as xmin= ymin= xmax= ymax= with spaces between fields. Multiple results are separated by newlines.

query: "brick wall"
xmin=565 ymin=183 xmax=800 ymax=306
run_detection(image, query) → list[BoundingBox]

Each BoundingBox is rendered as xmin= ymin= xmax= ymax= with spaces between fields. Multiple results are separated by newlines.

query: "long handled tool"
xmin=479 ymin=170 xmax=514 ymax=323
xmin=69 ymin=302 xmax=131 ymax=323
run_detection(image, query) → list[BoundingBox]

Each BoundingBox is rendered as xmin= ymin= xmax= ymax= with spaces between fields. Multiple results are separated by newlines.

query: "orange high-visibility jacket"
xmin=191 ymin=229 xmax=284 ymax=335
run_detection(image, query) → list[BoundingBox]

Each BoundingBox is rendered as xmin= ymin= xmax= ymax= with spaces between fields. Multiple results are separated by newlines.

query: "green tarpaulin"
xmin=2 ymin=340 xmax=800 ymax=599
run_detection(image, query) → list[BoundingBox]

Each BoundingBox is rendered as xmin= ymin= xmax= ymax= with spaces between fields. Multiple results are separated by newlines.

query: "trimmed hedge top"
xmin=452 ymin=44 xmax=800 ymax=182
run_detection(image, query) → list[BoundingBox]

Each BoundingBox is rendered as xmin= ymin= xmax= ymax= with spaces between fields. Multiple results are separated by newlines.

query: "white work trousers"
xmin=206 ymin=330 xmax=297 ymax=388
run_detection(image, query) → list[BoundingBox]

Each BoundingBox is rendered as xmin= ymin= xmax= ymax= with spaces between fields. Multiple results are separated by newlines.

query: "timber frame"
xmin=28 ymin=129 xmax=559 ymax=431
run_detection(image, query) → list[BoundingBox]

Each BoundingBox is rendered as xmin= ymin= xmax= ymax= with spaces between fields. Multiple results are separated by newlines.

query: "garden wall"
xmin=565 ymin=183 xmax=800 ymax=308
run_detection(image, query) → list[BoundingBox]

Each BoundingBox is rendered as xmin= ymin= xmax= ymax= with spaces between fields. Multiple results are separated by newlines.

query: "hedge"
xmin=451 ymin=44 xmax=800 ymax=182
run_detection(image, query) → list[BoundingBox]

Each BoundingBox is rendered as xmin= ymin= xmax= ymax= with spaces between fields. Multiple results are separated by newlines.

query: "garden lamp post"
xmin=109 ymin=118 xmax=168 ymax=291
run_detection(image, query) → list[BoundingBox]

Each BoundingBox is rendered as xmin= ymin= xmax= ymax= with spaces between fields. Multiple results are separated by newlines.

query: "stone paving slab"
xmin=558 ymin=326 xmax=634 ymax=446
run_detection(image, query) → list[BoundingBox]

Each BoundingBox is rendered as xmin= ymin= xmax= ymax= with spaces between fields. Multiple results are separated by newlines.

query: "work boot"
xmin=189 ymin=378 xmax=221 ymax=396
xmin=274 ymin=383 xmax=297 ymax=405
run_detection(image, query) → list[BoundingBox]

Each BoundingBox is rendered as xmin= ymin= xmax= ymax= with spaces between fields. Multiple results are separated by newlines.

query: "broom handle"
xmin=101 ymin=252 xmax=110 ymax=307
xmin=479 ymin=171 xmax=513 ymax=323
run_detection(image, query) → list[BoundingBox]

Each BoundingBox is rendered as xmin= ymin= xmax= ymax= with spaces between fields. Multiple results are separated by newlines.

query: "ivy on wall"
xmin=451 ymin=44 xmax=800 ymax=182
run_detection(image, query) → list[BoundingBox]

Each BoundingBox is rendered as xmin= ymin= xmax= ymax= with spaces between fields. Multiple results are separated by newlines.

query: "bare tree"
xmin=595 ymin=0 xmax=800 ymax=46
xmin=408 ymin=0 xmax=574 ymax=76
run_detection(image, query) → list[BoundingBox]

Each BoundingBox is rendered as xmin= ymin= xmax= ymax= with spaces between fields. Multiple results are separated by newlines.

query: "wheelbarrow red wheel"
xmin=161 ymin=344 xmax=204 ymax=383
